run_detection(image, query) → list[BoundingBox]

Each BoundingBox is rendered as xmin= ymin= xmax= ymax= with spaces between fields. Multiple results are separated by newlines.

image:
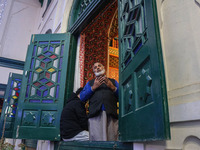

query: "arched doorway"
xmin=78 ymin=0 xmax=118 ymax=87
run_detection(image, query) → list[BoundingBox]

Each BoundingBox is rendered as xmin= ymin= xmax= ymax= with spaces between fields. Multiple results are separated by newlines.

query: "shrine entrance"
xmin=79 ymin=0 xmax=119 ymax=87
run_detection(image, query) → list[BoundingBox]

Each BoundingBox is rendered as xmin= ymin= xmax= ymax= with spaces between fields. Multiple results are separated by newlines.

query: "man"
xmin=60 ymin=88 xmax=89 ymax=141
xmin=80 ymin=62 xmax=119 ymax=141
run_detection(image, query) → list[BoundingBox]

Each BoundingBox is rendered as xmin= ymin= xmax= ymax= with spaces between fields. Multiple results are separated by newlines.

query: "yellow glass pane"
xmin=36 ymin=68 xmax=43 ymax=73
xmin=13 ymin=96 xmax=18 ymax=99
xmin=48 ymin=68 xmax=55 ymax=72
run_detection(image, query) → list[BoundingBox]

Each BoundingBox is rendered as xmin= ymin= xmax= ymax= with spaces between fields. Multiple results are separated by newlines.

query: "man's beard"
xmin=94 ymin=69 xmax=105 ymax=77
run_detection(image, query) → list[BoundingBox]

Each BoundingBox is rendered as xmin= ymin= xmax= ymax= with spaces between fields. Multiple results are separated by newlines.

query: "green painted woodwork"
xmin=118 ymin=0 xmax=170 ymax=141
xmin=39 ymin=0 xmax=44 ymax=7
xmin=0 ymin=73 xmax=22 ymax=138
xmin=68 ymin=0 xmax=111 ymax=34
xmin=0 ymin=57 xmax=25 ymax=70
xmin=58 ymin=141 xmax=132 ymax=150
xmin=13 ymin=33 xmax=71 ymax=141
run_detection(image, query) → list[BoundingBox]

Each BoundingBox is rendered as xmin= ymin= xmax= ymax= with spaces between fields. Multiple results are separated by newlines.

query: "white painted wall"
xmin=145 ymin=0 xmax=200 ymax=149
xmin=35 ymin=0 xmax=73 ymax=34
xmin=0 ymin=0 xmax=41 ymax=61
xmin=0 ymin=66 xmax=23 ymax=84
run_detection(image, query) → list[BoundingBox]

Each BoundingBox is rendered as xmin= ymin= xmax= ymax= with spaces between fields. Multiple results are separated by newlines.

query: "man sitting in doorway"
xmin=80 ymin=62 xmax=119 ymax=141
xmin=60 ymin=88 xmax=89 ymax=141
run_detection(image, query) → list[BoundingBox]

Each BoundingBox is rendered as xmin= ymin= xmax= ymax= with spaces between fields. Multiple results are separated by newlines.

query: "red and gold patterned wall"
xmin=79 ymin=0 xmax=118 ymax=86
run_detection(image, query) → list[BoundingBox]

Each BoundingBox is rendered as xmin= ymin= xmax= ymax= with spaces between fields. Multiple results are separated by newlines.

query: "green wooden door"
xmin=0 ymin=73 xmax=22 ymax=138
xmin=118 ymin=0 xmax=170 ymax=141
xmin=13 ymin=33 xmax=71 ymax=141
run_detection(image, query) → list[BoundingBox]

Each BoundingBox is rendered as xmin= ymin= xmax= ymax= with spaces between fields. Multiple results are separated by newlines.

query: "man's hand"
xmin=92 ymin=76 xmax=117 ymax=92
xmin=91 ymin=76 xmax=105 ymax=91
xmin=104 ymin=76 xmax=117 ymax=92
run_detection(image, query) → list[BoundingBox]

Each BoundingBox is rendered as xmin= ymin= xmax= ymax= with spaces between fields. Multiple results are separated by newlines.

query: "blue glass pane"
xmin=56 ymin=85 xmax=59 ymax=99
xmin=59 ymin=58 xmax=63 ymax=69
xmin=57 ymin=71 xmax=61 ymax=83
xmin=28 ymin=72 xmax=32 ymax=83
xmin=43 ymin=90 xmax=48 ymax=97
xmin=18 ymin=83 xmax=21 ymax=87
xmin=31 ymin=58 xmax=34 ymax=69
xmin=32 ymin=45 xmax=37 ymax=56
xmin=49 ymin=46 xmax=54 ymax=52
xmin=129 ymin=24 xmax=134 ymax=34
xmin=39 ymin=41 xmax=48 ymax=44
xmin=43 ymin=47 xmax=48 ymax=52
xmin=43 ymin=58 xmax=51 ymax=62
xmin=40 ymin=86 xmax=47 ymax=90
xmin=36 ymin=90 xmax=41 ymax=96
xmin=40 ymin=78 xmax=48 ymax=83
xmin=7 ymin=97 xmax=10 ymax=103
xmin=51 ymin=41 xmax=60 ymax=44
xmin=128 ymin=38 xmax=132 ymax=48
xmin=44 ymin=51 xmax=51 ymax=56
xmin=15 ymin=79 xmax=22 ymax=81
xmin=60 ymin=45 xmax=64 ymax=56
xmin=42 ymin=99 xmax=53 ymax=103
xmin=133 ymin=40 xmax=142 ymax=54
xmin=11 ymin=81 xmax=14 ymax=88
xmin=13 ymin=109 xmax=16 ymax=114
xmin=128 ymin=11 xmax=133 ymax=22
xmin=125 ymin=55 xmax=131 ymax=66
xmin=26 ymin=85 xmax=30 ymax=98
xmin=30 ymin=99 xmax=40 ymax=103
xmin=9 ymin=89 xmax=12 ymax=97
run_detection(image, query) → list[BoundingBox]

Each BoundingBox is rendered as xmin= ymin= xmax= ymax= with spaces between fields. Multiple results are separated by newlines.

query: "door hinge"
xmin=16 ymin=125 xmax=19 ymax=138
xmin=32 ymin=34 xmax=35 ymax=43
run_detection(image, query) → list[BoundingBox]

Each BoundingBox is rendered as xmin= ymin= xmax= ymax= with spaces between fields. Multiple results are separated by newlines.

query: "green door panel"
xmin=58 ymin=141 xmax=132 ymax=150
xmin=0 ymin=73 xmax=22 ymax=138
xmin=13 ymin=33 xmax=71 ymax=141
xmin=118 ymin=0 xmax=170 ymax=141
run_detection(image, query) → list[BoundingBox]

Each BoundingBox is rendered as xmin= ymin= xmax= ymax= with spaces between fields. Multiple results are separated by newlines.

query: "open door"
xmin=13 ymin=33 xmax=71 ymax=140
xmin=118 ymin=0 xmax=170 ymax=141
xmin=0 ymin=73 xmax=22 ymax=138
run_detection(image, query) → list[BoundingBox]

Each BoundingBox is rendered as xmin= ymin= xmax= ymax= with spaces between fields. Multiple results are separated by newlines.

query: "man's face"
xmin=93 ymin=63 xmax=105 ymax=77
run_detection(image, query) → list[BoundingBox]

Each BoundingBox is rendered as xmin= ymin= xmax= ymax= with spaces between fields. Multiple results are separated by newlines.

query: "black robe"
xmin=60 ymin=93 xmax=88 ymax=139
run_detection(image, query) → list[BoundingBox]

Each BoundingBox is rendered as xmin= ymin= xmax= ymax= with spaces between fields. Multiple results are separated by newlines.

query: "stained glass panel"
xmin=24 ymin=39 xmax=66 ymax=104
xmin=120 ymin=0 xmax=147 ymax=69
xmin=0 ymin=73 xmax=22 ymax=138
xmin=119 ymin=0 xmax=170 ymax=141
xmin=13 ymin=33 xmax=71 ymax=140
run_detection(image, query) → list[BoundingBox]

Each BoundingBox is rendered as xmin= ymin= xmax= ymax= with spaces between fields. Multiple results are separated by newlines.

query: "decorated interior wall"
xmin=79 ymin=0 xmax=118 ymax=86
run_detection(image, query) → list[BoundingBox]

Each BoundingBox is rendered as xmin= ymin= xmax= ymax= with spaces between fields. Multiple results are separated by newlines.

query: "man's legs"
xmin=89 ymin=111 xmax=107 ymax=141
xmin=107 ymin=116 xmax=118 ymax=141
xmin=62 ymin=130 xmax=89 ymax=141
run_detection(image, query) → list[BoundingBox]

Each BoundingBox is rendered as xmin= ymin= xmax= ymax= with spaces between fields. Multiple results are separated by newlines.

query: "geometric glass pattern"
xmin=5 ymin=75 xmax=22 ymax=118
xmin=0 ymin=73 xmax=22 ymax=138
xmin=119 ymin=0 xmax=170 ymax=141
xmin=13 ymin=33 xmax=71 ymax=141
xmin=26 ymin=41 xmax=64 ymax=104
xmin=120 ymin=0 xmax=147 ymax=70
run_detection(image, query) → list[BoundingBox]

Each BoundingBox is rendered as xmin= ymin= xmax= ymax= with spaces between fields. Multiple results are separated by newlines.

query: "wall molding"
xmin=169 ymin=100 xmax=200 ymax=122
xmin=0 ymin=57 xmax=24 ymax=70
xmin=68 ymin=0 xmax=111 ymax=35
